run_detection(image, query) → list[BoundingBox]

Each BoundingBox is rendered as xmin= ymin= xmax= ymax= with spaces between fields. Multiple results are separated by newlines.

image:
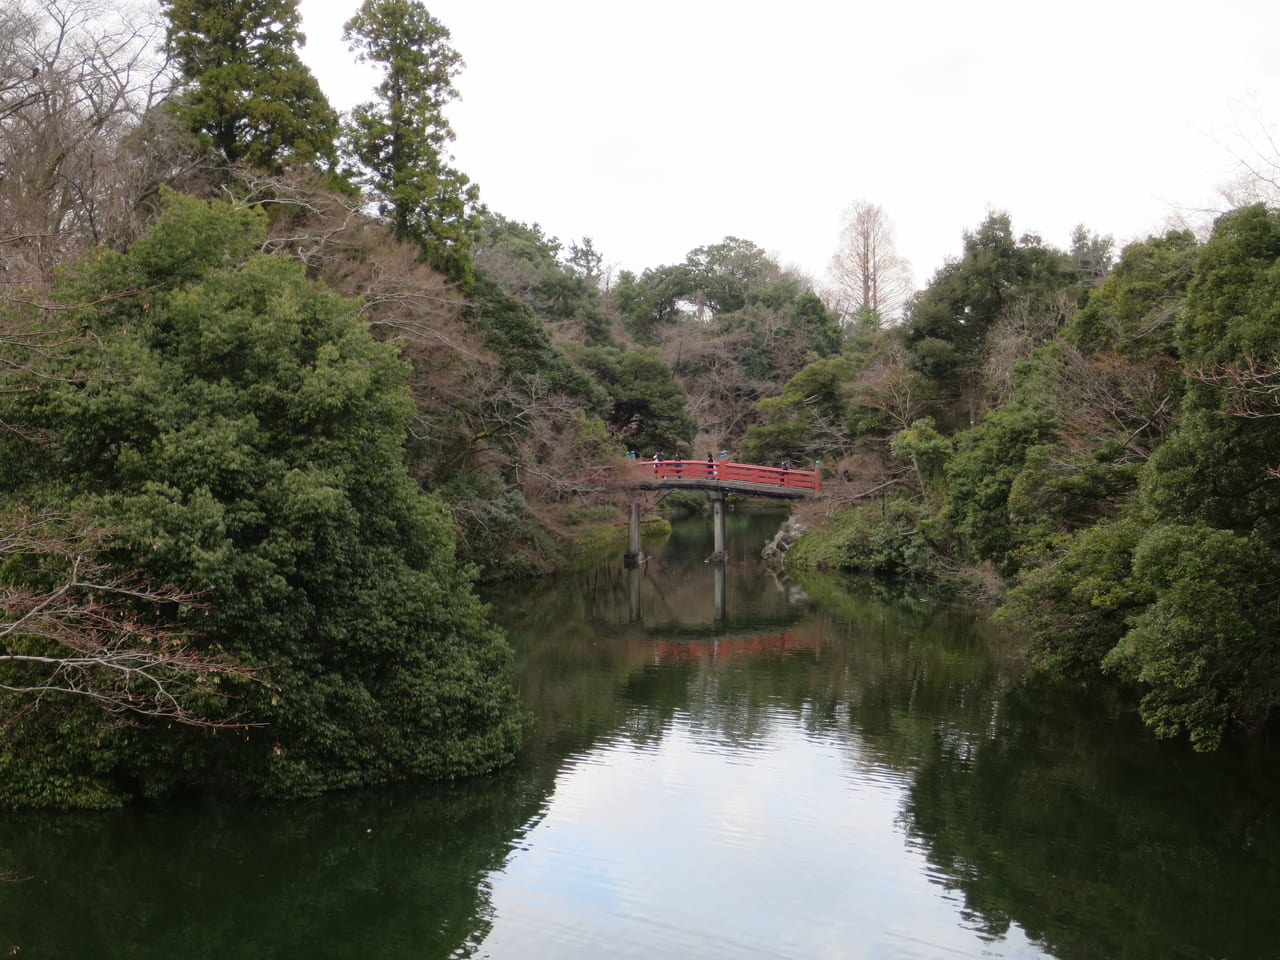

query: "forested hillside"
xmin=2 ymin=0 xmax=1278 ymax=809
xmin=779 ymin=209 xmax=1280 ymax=754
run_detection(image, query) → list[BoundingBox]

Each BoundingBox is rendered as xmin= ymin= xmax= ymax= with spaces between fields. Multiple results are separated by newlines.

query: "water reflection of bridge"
xmin=649 ymin=632 xmax=821 ymax=663
xmin=615 ymin=551 xmax=808 ymax=630
xmin=573 ymin=509 xmax=810 ymax=634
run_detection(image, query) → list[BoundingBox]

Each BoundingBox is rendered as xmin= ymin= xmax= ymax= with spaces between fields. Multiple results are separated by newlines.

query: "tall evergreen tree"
xmin=342 ymin=0 xmax=479 ymax=284
xmin=164 ymin=0 xmax=339 ymax=170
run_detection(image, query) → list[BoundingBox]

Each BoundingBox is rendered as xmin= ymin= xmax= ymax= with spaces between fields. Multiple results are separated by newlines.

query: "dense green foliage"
xmin=906 ymin=213 xmax=1076 ymax=379
xmin=476 ymin=215 xmax=614 ymax=346
xmin=568 ymin=346 xmax=697 ymax=457
xmin=781 ymin=205 xmax=1280 ymax=751
xmin=739 ymin=355 xmax=853 ymax=464
xmin=980 ymin=208 xmax=1280 ymax=749
xmin=785 ymin=496 xmax=952 ymax=578
xmin=8 ymin=0 xmax=1280 ymax=797
xmin=944 ymin=401 xmax=1059 ymax=569
xmin=0 ymin=196 xmax=526 ymax=806
xmin=164 ymin=0 xmax=339 ymax=170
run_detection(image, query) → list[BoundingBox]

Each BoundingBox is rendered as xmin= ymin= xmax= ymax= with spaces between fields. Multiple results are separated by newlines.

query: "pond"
xmin=3 ymin=508 xmax=1280 ymax=959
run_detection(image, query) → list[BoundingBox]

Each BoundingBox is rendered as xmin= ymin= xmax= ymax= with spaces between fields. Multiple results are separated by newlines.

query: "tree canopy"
xmin=0 ymin=195 xmax=526 ymax=807
xmin=342 ymin=0 xmax=479 ymax=283
xmin=164 ymin=0 xmax=339 ymax=170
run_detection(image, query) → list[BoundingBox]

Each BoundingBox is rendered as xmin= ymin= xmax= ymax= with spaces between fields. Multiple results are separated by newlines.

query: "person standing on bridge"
xmin=654 ymin=451 xmax=663 ymax=475
xmin=708 ymin=451 xmax=717 ymax=479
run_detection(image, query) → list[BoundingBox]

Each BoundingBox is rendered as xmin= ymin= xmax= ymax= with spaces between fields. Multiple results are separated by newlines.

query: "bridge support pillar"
xmin=624 ymin=501 xmax=643 ymax=567
xmin=708 ymin=491 xmax=726 ymax=563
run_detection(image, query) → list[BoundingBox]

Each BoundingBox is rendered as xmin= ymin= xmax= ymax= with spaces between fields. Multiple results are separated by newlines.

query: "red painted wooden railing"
xmin=632 ymin=458 xmax=821 ymax=492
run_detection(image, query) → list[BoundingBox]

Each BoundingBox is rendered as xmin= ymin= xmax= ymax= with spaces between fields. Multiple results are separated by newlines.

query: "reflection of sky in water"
xmin=470 ymin=712 xmax=1050 ymax=960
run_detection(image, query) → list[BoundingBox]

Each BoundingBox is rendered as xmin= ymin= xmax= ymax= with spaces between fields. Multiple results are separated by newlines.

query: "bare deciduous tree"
xmin=851 ymin=362 xmax=935 ymax=431
xmin=1 ymin=513 xmax=261 ymax=727
xmin=0 ymin=0 xmax=189 ymax=287
xmin=981 ymin=291 xmax=1077 ymax=404
xmin=1189 ymin=354 xmax=1280 ymax=419
xmin=1046 ymin=347 xmax=1177 ymax=461
xmin=823 ymin=201 xmax=914 ymax=325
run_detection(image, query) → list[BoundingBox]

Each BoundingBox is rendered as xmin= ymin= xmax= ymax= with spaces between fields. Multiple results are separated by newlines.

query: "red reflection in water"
xmin=650 ymin=631 xmax=820 ymax=663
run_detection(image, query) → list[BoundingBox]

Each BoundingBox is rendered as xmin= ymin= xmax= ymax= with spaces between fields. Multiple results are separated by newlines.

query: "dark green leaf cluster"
xmin=739 ymin=355 xmax=854 ymax=464
xmin=475 ymin=214 xmax=615 ymax=347
xmin=465 ymin=272 xmax=606 ymax=405
xmin=0 ymin=195 xmax=528 ymax=806
xmin=567 ymin=346 xmax=697 ymax=457
xmin=608 ymin=238 xmax=840 ymax=366
xmin=944 ymin=402 xmax=1060 ymax=569
xmin=905 ymin=212 xmax=1084 ymax=380
xmin=164 ymin=0 xmax=339 ymax=170
xmin=1002 ymin=206 xmax=1280 ymax=749
xmin=786 ymin=495 xmax=955 ymax=580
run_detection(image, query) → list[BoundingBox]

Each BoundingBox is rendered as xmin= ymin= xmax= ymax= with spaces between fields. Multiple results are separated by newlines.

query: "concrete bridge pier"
xmin=623 ymin=501 xmax=643 ymax=568
xmin=707 ymin=491 xmax=727 ymax=563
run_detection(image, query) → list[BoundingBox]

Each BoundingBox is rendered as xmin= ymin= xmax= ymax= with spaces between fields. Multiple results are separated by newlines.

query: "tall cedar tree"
xmin=164 ymin=0 xmax=339 ymax=170
xmin=342 ymin=0 xmax=479 ymax=284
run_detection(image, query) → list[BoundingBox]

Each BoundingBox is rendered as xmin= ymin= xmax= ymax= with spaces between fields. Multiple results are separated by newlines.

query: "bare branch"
xmin=822 ymin=201 xmax=915 ymax=324
xmin=1188 ymin=354 xmax=1280 ymax=418
xmin=1 ymin=512 xmax=264 ymax=728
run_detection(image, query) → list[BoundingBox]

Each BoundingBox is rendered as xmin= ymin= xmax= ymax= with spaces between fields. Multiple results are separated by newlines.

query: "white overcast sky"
xmin=297 ymin=0 xmax=1280 ymax=290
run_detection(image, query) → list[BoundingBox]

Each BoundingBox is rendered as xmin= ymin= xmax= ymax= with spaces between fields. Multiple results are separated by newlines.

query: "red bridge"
xmin=612 ymin=458 xmax=821 ymax=500
xmin=588 ymin=458 xmax=821 ymax=563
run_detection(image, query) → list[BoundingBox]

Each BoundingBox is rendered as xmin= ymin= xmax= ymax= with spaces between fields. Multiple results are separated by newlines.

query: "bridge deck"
xmin=599 ymin=459 xmax=820 ymax=500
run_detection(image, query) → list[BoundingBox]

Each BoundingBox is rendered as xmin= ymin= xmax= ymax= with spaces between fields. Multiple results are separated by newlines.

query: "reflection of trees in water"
xmin=19 ymin=512 xmax=1280 ymax=958
xmin=507 ymin=554 xmax=1280 ymax=960
xmin=0 ymin=766 xmax=557 ymax=959
xmin=795 ymin=571 xmax=1280 ymax=959
xmin=894 ymin=678 xmax=1280 ymax=960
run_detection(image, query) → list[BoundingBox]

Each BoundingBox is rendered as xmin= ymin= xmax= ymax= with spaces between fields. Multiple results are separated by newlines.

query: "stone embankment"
xmin=761 ymin=515 xmax=806 ymax=569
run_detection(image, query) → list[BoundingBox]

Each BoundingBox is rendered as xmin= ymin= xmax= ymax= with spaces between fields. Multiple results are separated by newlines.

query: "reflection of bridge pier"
xmin=626 ymin=547 xmax=728 ymax=624
xmin=629 ymin=561 xmax=642 ymax=622
xmin=714 ymin=562 xmax=725 ymax=625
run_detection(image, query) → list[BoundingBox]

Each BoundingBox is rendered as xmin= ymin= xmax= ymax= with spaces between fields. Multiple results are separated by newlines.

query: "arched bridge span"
xmin=595 ymin=460 xmax=821 ymax=564
xmin=603 ymin=459 xmax=821 ymax=500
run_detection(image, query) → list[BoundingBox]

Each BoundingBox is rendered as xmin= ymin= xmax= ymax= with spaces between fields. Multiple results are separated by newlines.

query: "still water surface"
xmin=4 ymin=509 xmax=1280 ymax=958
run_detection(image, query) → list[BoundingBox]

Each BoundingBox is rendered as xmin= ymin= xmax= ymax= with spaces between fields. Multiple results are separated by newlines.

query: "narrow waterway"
xmin=3 ymin=509 xmax=1280 ymax=959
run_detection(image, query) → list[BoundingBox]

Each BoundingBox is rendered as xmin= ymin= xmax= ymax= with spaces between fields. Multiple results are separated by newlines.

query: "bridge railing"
xmin=633 ymin=458 xmax=821 ymax=492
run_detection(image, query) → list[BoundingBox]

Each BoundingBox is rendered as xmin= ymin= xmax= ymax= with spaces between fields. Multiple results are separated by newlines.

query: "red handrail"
xmin=633 ymin=458 xmax=821 ymax=492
